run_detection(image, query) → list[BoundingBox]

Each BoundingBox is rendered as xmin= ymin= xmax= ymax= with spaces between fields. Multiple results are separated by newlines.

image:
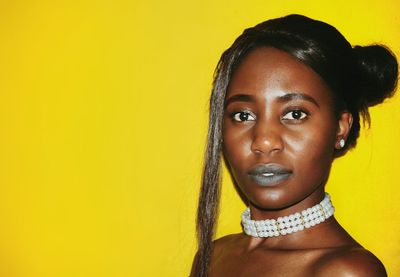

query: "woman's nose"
xmin=250 ymin=121 xmax=284 ymax=155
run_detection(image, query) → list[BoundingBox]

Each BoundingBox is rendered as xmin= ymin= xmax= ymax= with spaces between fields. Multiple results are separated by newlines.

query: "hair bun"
xmin=353 ymin=45 xmax=398 ymax=106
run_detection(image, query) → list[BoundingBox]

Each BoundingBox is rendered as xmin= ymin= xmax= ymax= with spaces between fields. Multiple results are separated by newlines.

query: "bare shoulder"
xmin=191 ymin=234 xmax=241 ymax=270
xmin=314 ymin=247 xmax=387 ymax=277
xmin=212 ymin=233 xmax=242 ymax=255
xmin=214 ymin=233 xmax=241 ymax=245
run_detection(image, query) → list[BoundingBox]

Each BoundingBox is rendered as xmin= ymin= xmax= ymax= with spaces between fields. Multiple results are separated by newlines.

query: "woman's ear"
xmin=335 ymin=111 xmax=353 ymax=150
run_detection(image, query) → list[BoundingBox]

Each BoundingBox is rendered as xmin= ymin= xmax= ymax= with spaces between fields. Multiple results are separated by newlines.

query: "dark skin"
xmin=193 ymin=47 xmax=386 ymax=276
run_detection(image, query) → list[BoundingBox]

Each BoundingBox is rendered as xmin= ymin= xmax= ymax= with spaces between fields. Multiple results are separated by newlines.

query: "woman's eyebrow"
xmin=278 ymin=93 xmax=320 ymax=108
xmin=224 ymin=94 xmax=253 ymax=107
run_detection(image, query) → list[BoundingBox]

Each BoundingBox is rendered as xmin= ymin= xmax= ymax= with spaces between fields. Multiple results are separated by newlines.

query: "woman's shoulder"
xmin=213 ymin=233 xmax=242 ymax=246
xmin=314 ymin=246 xmax=386 ymax=276
xmin=212 ymin=233 xmax=243 ymax=255
xmin=214 ymin=233 xmax=242 ymax=244
xmin=211 ymin=233 xmax=386 ymax=276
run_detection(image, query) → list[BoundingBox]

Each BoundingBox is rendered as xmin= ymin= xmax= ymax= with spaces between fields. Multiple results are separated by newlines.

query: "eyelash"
xmin=230 ymin=111 xmax=256 ymax=122
xmin=281 ymin=109 xmax=309 ymax=121
xmin=230 ymin=109 xmax=309 ymax=122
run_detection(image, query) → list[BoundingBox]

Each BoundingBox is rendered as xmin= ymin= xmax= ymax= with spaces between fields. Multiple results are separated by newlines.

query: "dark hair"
xmin=193 ymin=14 xmax=398 ymax=277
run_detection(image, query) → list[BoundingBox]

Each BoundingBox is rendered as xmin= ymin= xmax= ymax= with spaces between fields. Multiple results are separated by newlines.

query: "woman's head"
xmin=211 ymin=14 xmax=398 ymax=156
xmin=222 ymin=46 xmax=350 ymax=210
xmin=194 ymin=14 xmax=398 ymax=277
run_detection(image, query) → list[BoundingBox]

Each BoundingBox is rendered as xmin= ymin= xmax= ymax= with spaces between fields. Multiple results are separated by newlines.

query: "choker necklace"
xmin=241 ymin=193 xmax=334 ymax=238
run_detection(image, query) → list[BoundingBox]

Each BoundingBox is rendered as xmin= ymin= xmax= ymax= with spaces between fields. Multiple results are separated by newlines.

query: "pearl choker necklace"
xmin=241 ymin=193 xmax=334 ymax=238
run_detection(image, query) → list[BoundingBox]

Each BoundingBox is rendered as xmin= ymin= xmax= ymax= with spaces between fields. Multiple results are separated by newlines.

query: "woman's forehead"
xmin=226 ymin=47 xmax=333 ymax=104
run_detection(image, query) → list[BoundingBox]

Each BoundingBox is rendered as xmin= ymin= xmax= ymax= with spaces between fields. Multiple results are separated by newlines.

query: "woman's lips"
xmin=248 ymin=164 xmax=292 ymax=186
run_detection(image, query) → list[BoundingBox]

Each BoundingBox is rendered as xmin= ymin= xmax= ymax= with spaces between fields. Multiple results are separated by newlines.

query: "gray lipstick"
xmin=248 ymin=164 xmax=292 ymax=186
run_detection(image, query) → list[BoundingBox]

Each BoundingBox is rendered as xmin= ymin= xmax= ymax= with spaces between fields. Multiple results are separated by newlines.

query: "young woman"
xmin=191 ymin=14 xmax=398 ymax=276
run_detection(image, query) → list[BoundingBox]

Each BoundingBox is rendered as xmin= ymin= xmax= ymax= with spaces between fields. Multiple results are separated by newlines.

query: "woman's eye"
xmin=282 ymin=110 xmax=308 ymax=121
xmin=232 ymin=111 xmax=255 ymax=122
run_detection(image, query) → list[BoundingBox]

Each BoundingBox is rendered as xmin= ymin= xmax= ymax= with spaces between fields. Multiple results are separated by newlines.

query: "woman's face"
xmin=222 ymin=47 xmax=349 ymax=211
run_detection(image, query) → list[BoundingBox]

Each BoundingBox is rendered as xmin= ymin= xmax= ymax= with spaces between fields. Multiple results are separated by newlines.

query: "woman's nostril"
xmin=251 ymin=128 xmax=284 ymax=154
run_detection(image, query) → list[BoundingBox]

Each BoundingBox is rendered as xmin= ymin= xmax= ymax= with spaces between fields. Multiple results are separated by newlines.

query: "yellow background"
xmin=0 ymin=0 xmax=399 ymax=276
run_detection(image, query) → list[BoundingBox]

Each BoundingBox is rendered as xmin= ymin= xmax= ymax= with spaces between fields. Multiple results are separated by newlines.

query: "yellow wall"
xmin=0 ymin=0 xmax=398 ymax=276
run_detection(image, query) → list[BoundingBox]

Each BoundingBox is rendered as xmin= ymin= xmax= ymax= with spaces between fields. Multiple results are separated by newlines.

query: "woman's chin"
xmin=247 ymin=193 xmax=292 ymax=211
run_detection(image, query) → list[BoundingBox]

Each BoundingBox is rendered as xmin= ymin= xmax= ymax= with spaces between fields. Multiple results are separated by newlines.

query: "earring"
xmin=339 ymin=138 xmax=345 ymax=149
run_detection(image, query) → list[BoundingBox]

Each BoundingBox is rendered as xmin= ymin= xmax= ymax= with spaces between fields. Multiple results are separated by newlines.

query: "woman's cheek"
xmin=223 ymin=130 xmax=251 ymax=175
xmin=286 ymin=127 xmax=335 ymax=172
